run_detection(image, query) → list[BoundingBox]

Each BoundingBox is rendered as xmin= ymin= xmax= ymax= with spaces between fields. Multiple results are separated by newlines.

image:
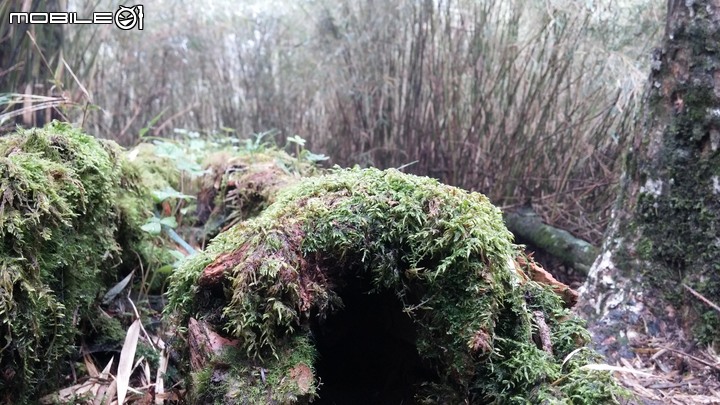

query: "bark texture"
xmin=579 ymin=0 xmax=720 ymax=359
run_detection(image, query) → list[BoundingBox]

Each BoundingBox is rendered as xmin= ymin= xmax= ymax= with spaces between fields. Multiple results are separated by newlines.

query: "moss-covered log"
xmin=196 ymin=149 xmax=311 ymax=231
xmin=504 ymin=207 xmax=599 ymax=276
xmin=167 ymin=168 xmax=625 ymax=404
xmin=0 ymin=122 xmax=157 ymax=402
xmin=127 ymin=139 xmax=318 ymax=241
xmin=579 ymin=0 xmax=720 ymax=358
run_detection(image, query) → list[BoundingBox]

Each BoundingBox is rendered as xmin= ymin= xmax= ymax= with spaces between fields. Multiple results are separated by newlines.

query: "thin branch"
xmin=662 ymin=345 xmax=720 ymax=372
xmin=683 ymin=284 xmax=720 ymax=314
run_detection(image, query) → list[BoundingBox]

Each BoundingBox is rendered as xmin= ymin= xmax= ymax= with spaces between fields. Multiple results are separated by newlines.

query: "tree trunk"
xmin=578 ymin=0 xmax=720 ymax=360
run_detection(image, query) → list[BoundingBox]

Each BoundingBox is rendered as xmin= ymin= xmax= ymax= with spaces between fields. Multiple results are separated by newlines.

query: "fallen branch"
xmin=504 ymin=207 xmax=598 ymax=276
xmin=682 ymin=284 xmax=720 ymax=314
xmin=662 ymin=346 xmax=720 ymax=372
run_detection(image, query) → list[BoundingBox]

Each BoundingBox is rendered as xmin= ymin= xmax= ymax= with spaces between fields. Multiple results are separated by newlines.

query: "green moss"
xmin=534 ymin=349 xmax=630 ymax=405
xmin=168 ymin=168 xmax=624 ymax=403
xmin=636 ymin=238 xmax=653 ymax=260
xmin=85 ymin=311 xmax=127 ymax=346
xmin=619 ymin=9 xmax=720 ymax=344
xmin=201 ymin=147 xmax=320 ymax=233
xmin=190 ymin=335 xmax=316 ymax=405
xmin=0 ymin=122 xmax=164 ymax=402
xmin=126 ymin=143 xmax=182 ymax=192
xmin=632 ymin=76 xmax=720 ymax=343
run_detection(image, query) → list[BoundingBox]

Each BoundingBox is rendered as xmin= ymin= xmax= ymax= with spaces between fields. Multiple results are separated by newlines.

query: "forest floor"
xmin=616 ymin=334 xmax=720 ymax=404
xmin=40 ymin=253 xmax=720 ymax=405
xmin=546 ymin=256 xmax=720 ymax=405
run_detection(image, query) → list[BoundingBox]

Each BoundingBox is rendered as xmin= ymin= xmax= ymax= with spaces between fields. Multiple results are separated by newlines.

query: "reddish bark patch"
xmin=470 ymin=329 xmax=492 ymax=355
xmin=289 ymin=363 xmax=313 ymax=394
xmin=187 ymin=318 xmax=239 ymax=372
xmin=198 ymin=250 xmax=245 ymax=287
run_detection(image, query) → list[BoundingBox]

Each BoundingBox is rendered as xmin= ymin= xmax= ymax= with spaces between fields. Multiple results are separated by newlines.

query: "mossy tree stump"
xmin=168 ymin=168 xmax=624 ymax=404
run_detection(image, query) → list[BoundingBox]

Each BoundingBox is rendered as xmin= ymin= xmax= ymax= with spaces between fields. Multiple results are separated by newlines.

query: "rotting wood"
xmin=167 ymin=168 xmax=626 ymax=404
xmin=188 ymin=318 xmax=239 ymax=372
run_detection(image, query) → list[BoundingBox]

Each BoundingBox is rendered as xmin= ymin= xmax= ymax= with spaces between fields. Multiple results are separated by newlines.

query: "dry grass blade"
xmin=39 ymin=381 xmax=96 ymax=404
xmin=127 ymin=295 xmax=157 ymax=352
xmin=93 ymin=380 xmax=112 ymax=405
xmin=84 ymin=353 xmax=100 ymax=378
xmin=100 ymin=356 xmax=114 ymax=379
xmin=662 ymin=346 xmax=720 ymax=371
xmin=155 ymin=347 xmax=169 ymax=404
xmin=0 ymin=93 xmax=70 ymax=125
xmin=62 ymin=57 xmax=91 ymax=102
xmin=137 ymin=356 xmax=150 ymax=385
xmin=618 ymin=337 xmax=720 ymax=403
xmin=102 ymin=380 xmax=118 ymax=405
xmin=102 ymin=270 xmax=135 ymax=304
xmin=669 ymin=395 xmax=720 ymax=404
xmin=561 ymin=347 xmax=587 ymax=368
xmin=39 ymin=357 xmax=114 ymax=405
xmin=93 ymin=356 xmax=117 ymax=405
xmin=117 ymin=319 xmax=142 ymax=404
xmin=579 ymin=364 xmax=656 ymax=377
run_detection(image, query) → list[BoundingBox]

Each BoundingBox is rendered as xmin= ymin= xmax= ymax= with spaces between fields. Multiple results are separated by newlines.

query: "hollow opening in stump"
xmin=310 ymin=280 xmax=437 ymax=405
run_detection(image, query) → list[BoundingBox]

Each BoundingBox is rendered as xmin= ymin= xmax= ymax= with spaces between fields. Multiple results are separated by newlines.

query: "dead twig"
xmin=533 ymin=310 xmax=553 ymax=355
xmin=662 ymin=346 xmax=720 ymax=372
xmin=683 ymin=284 xmax=720 ymax=314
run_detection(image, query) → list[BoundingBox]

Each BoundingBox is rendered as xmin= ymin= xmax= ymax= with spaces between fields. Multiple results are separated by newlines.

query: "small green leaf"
xmin=188 ymin=139 xmax=206 ymax=150
xmin=274 ymin=158 xmax=291 ymax=175
xmin=152 ymin=186 xmax=196 ymax=202
xmin=156 ymin=264 xmax=175 ymax=275
xmin=175 ymin=159 xmax=206 ymax=176
xmin=304 ymin=151 xmax=329 ymax=162
xmin=139 ymin=109 xmax=167 ymax=138
xmin=169 ymin=249 xmax=186 ymax=261
xmin=287 ymin=135 xmax=306 ymax=146
xmin=141 ymin=222 xmax=161 ymax=235
xmin=159 ymin=216 xmax=178 ymax=228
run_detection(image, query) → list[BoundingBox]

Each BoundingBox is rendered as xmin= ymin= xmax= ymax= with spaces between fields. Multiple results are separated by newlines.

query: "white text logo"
xmin=9 ymin=5 xmax=144 ymax=30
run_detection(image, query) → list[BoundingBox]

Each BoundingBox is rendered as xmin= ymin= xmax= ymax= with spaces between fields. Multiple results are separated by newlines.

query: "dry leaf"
xmin=117 ymin=319 xmax=141 ymax=404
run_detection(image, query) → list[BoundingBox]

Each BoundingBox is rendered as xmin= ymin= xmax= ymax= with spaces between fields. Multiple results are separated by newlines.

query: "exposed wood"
xmin=514 ymin=254 xmax=579 ymax=308
xmin=533 ymin=311 xmax=553 ymax=355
